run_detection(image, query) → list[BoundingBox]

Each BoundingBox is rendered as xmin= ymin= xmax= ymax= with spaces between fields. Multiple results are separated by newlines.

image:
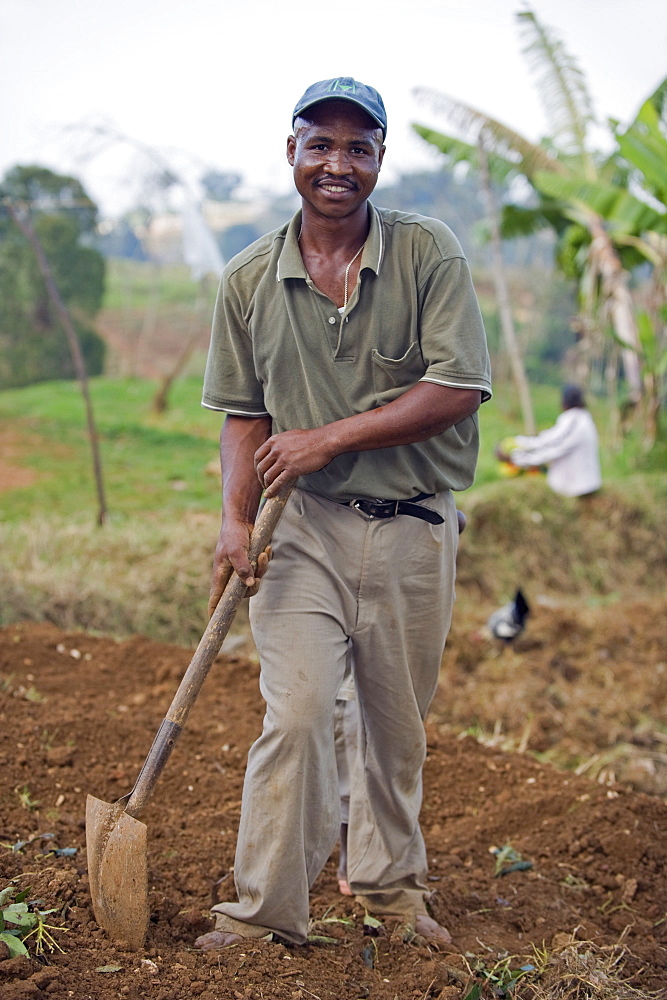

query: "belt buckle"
xmin=351 ymin=498 xmax=399 ymax=520
xmin=351 ymin=498 xmax=372 ymax=520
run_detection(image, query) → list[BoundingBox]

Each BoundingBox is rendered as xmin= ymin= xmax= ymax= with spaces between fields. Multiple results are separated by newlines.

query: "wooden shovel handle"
xmin=124 ymin=480 xmax=294 ymax=819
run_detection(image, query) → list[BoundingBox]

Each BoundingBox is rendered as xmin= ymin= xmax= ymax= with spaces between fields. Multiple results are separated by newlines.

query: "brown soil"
xmin=1 ymin=612 xmax=666 ymax=999
xmin=0 ymin=428 xmax=41 ymax=492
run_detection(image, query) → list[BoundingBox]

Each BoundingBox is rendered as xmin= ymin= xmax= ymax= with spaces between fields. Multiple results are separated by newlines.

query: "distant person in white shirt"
xmin=497 ymin=385 xmax=602 ymax=498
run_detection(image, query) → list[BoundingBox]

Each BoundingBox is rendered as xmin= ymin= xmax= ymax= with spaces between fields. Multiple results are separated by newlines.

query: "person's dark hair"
xmin=562 ymin=384 xmax=585 ymax=409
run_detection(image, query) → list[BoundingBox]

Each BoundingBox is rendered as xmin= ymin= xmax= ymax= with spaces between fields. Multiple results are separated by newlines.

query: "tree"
xmin=0 ymin=165 xmax=106 ymax=388
xmin=538 ymin=81 xmax=667 ymax=441
xmin=5 ymin=201 xmax=108 ymax=526
xmin=413 ymin=8 xmax=666 ymax=438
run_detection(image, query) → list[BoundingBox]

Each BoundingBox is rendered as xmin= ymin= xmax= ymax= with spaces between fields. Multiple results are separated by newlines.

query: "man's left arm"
xmin=256 ymin=382 xmax=481 ymax=497
xmin=257 ymin=247 xmax=490 ymax=496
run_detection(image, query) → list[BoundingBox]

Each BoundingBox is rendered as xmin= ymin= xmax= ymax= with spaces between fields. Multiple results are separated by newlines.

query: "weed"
xmin=362 ymin=912 xmax=383 ymax=934
xmin=489 ymin=844 xmax=533 ymax=876
xmin=0 ymin=884 xmax=67 ymax=957
xmin=305 ymin=932 xmax=339 ymax=945
xmin=23 ymin=685 xmax=44 ymax=703
xmin=15 ymin=786 xmax=40 ymax=811
xmin=39 ymin=728 xmax=60 ymax=750
xmin=462 ymin=953 xmax=538 ymax=999
xmin=561 ymin=873 xmax=590 ymax=891
xmin=314 ymin=906 xmax=355 ymax=928
xmin=530 ymin=941 xmax=550 ymax=975
xmin=306 ymin=905 xmax=355 ymax=945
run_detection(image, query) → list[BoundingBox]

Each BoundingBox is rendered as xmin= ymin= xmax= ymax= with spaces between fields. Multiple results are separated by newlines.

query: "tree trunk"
xmin=6 ymin=200 xmax=108 ymax=526
xmin=587 ymin=215 xmax=642 ymax=403
xmin=151 ymin=276 xmax=211 ymax=414
xmin=134 ymin=261 xmax=161 ymax=376
xmin=477 ymin=141 xmax=536 ymax=434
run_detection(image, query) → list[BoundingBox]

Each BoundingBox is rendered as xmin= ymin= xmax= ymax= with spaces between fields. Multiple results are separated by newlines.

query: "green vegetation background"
xmin=1 ymin=259 xmax=664 ymax=647
xmin=0 ymin=375 xmax=661 ymax=524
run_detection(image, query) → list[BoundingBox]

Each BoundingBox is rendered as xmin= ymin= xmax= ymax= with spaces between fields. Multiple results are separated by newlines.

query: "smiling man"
xmin=196 ymin=77 xmax=491 ymax=950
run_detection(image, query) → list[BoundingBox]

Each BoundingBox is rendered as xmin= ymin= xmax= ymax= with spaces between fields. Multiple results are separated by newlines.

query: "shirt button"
xmin=328 ymin=316 xmax=336 ymax=324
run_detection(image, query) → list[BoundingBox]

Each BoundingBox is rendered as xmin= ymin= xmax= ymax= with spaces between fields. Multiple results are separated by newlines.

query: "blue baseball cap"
xmin=292 ymin=77 xmax=387 ymax=138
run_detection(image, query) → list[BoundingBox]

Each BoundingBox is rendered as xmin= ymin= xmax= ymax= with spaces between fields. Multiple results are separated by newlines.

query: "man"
xmin=497 ymin=384 xmax=601 ymax=497
xmin=195 ymin=77 xmax=491 ymax=950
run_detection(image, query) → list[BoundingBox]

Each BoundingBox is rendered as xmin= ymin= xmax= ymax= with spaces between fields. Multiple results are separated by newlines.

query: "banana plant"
xmin=412 ymin=7 xmax=663 ymax=420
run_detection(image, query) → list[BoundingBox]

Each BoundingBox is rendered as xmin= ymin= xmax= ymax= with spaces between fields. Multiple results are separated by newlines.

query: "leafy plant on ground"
xmin=0 ymin=884 xmax=66 ymax=956
xmin=15 ymin=785 xmax=40 ymax=811
xmin=463 ymin=953 xmax=539 ymax=998
xmin=490 ymin=843 xmax=534 ymax=876
xmin=306 ymin=905 xmax=355 ymax=944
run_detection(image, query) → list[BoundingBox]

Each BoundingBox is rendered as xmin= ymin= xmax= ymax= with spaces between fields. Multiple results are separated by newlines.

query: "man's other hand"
xmin=208 ymin=521 xmax=273 ymax=617
xmin=254 ymin=428 xmax=334 ymax=498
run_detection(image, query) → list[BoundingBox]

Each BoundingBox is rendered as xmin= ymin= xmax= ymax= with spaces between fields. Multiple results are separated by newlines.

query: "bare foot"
xmin=194 ymin=930 xmax=243 ymax=950
xmin=337 ymin=822 xmax=352 ymax=896
xmin=414 ymin=913 xmax=452 ymax=946
xmin=337 ymin=877 xmax=353 ymax=896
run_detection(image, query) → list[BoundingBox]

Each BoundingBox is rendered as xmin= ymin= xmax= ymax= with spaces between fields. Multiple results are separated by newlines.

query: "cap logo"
xmin=327 ymin=78 xmax=357 ymax=94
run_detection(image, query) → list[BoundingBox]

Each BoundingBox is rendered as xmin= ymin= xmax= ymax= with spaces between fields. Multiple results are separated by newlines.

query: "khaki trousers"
xmin=212 ymin=487 xmax=458 ymax=943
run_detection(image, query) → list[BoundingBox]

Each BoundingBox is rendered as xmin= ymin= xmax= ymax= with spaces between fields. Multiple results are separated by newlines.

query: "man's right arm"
xmin=208 ymin=415 xmax=272 ymax=617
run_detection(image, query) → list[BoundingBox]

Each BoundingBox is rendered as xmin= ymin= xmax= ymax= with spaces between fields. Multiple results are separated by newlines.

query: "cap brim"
xmin=293 ymin=95 xmax=385 ymax=135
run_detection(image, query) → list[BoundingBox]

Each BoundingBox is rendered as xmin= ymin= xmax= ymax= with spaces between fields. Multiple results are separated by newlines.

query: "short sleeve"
xmin=417 ymin=256 xmax=492 ymax=402
xmin=201 ymin=270 xmax=269 ymax=415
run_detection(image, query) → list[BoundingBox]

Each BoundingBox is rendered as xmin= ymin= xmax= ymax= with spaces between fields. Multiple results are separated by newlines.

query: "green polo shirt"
xmin=202 ymin=204 xmax=491 ymax=500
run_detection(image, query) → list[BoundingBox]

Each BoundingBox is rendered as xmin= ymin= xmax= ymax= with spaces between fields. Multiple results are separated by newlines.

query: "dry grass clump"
xmin=456 ymin=476 xmax=666 ymax=602
xmin=451 ymin=934 xmax=662 ymax=999
xmin=523 ymin=935 xmax=663 ymax=999
xmin=0 ymin=511 xmax=224 ymax=645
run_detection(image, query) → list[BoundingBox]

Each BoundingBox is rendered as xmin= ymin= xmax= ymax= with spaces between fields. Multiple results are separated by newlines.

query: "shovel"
xmin=86 ymin=481 xmax=293 ymax=951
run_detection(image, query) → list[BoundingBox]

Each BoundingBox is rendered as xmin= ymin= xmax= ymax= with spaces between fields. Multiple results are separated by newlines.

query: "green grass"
xmin=102 ymin=259 xmax=217 ymax=310
xmin=0 ymin=376 xmax=663 ymax=523
xmin=0 ymin=377 xmax=222 ymax=521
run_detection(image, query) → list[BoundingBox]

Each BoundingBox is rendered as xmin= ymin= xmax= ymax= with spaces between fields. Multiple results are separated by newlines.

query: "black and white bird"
xmin=486 ymin=589 xmax=530 ymax=642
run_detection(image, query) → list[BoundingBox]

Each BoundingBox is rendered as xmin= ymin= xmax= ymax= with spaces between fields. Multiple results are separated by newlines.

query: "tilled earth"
xmin=1 ymin=609 xmax=666 ymax=999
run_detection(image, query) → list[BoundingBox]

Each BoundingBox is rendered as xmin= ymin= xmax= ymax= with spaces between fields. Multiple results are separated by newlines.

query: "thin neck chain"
xmin=298 ymin=227 xmax=366 ymax=309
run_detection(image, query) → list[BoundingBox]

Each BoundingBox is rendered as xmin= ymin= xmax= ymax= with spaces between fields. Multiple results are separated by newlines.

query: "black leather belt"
xmin=342 ymin=492 xmax=444 ymax=525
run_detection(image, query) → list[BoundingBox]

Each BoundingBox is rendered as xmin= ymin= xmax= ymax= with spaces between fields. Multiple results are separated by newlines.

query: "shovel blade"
xmin=86 ymin=794 xmax=149 ymax=951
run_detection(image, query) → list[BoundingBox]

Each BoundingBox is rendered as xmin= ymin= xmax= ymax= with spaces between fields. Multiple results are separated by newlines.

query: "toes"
xmin=194 ymin=930 xmax=243 ymax=951
xmin=337 ymin=878 xmax=353 ymax=896
xmin=414 ymin=913 xmax=452 ymax=946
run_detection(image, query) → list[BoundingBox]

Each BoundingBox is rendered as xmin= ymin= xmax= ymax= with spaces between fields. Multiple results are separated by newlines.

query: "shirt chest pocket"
xmin=371 ymin=341 xmax=425 ymax=406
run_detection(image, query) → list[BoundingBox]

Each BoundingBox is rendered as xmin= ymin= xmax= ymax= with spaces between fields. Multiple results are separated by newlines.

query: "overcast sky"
xmin=1 ymin=0 xmax=665 ymax=216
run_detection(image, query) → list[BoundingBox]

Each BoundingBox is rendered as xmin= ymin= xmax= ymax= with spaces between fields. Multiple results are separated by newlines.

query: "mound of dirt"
xmin=1 ymin=621 xmax=666 ymax=999
xmin=456 ymin=478 xmax=666 ymax=601
xmin=436 ymin=595 xmax=667 ymax=796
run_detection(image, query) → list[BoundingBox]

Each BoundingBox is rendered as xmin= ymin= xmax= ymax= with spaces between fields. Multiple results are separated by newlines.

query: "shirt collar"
xmin=276 ymin=211 xmax=306 ymax=281
xmin=363 ymin=203 xmax=384 ymax=274
xmin=276 ymin=203 xmax=384 ymax=282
